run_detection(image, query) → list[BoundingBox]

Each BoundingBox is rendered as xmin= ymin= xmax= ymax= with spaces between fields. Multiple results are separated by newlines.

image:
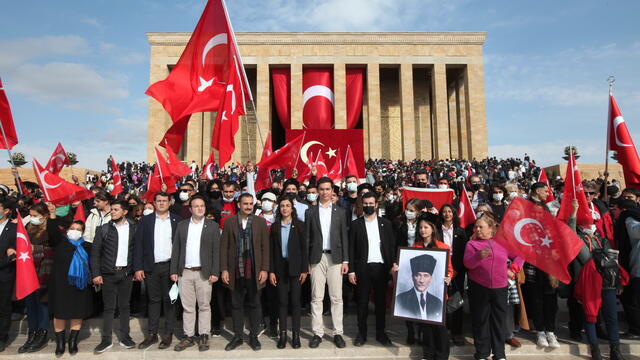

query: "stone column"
xmin=201 ymin=111 xmax=213 ymax=166
xmin=255 ymin=63 xmax=271 ymax=160
xmin=186 ymin=113 xmax=204 ymax=165
xmin=465 ymin=63 xmax=488 ymax=159
xmin=456 ymin=74 xmax=470 ymax=159
xmin=431 ymin=63 xmax=450 ymax=160
xmin=448 ymin=82 xmax=459 ymax=159
xmin=290 ymin=63 xmax=303 ymax=129
xmin=366 ymin=63 xmax=381 ymax=159
xmin=400 ymin=64 xmax=416 ymax=160
xmin=334 ymin=63 xmax=347 ymax=129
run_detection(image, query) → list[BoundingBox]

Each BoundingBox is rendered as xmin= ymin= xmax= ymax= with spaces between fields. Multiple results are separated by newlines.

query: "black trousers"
xmin=231 ymin=277 xmax=262 ymax=336
xmin=355 ymin=263 xmax=387 ymax=337
xmin=102 ymin=270 xmax=133 ymax=338
xmin=446 ymin=272 xmax=465 ymax=336
xmin=276 ymin=268 xmax=301 ymax=332
xmin=468 ymin=280 xmax=507 ymax=360
xmin=0 ymin=280 xmax=13 ymax=342
xmin=567 ymin=293 xmax=585 ymax=335
xmin=523 ymin=282 xmax=558 ymax=332
xmin=421 ymin=323 xmax=450 ymax=360
xmin=211 ymin=281 xmax=228 ymax=329
xmin=145 ymin=261 xmax=174 ymax=335
xmin=621 ymin=281 xmax=640 ymax=333
xmin=262 ymin=280 xmax=278 ymax=327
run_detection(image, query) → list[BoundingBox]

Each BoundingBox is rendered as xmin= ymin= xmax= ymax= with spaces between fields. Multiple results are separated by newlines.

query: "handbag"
xmin=446 ymin=291 xmax=464 ymax=314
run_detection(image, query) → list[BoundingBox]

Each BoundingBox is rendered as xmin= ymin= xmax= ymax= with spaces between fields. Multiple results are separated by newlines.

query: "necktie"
xmin=420 ymin=293 xmax=426 ymax=311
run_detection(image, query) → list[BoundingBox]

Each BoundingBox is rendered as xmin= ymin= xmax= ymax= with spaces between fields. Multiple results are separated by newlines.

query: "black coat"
xmin=348 ymin=216 xmax=396 ymax=275
xmin=270 ymin=218 xmax=308 ymax=278
xmin=132 ymin=212 xmax=181 ymax=272
xmin=90 ymin=219 xmax=137 ymax=277
xmin=441 ymin=225 xmax=468 ymax=294
xmin=305 ymin=204 xmax=349 ymax=264
xmin=395 ymin=288 xmax=442 ymax=321
xmin=0 ymin=221 xmax=17 ymax=282
xmin=170 ymin=218 xmax=220 ymax=278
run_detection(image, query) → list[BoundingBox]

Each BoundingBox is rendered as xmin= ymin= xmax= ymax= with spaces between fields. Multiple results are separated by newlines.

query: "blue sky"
xmin=1 ymin=0 xmax=639 ymax=170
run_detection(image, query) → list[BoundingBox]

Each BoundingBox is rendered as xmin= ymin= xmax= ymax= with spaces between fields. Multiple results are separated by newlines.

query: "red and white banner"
xmin=271 ymin=68 xmax=291 ymax=129
xmin=0 ymin=78 xmax=18 ymax=150
xmin=33 ymin=159 xmax=94 ymax=205
xmin=608 ymin=94 xmax=640 ymax=188
xmin=346 ymin=68 xmax=364 ymax=129
xmin=109 ymin=156 xmax=123 ymax=196
xmin=45 ymin=143 xmax=69 ymax=175
xmin=557 ymin=152 xmax=593 ymax=227
xmin=15 ymin=215 xmax=39 ymax=299
xmin=303 ymin=68 xmax=334 ymax=129
xmin=401 ymin=187 xmax=455 ymax=212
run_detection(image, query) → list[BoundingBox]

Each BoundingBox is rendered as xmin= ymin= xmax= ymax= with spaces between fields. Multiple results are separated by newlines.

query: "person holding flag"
xmin=0 ymin=198 xmax=17 ymax=353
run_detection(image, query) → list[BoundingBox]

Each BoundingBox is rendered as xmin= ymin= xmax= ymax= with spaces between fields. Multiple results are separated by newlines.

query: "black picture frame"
xmin=391 ymin=247 xmax=449 ymax=325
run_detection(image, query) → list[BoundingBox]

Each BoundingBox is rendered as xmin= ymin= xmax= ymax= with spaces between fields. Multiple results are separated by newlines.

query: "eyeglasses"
xmin=585 ymin=191 xmax=596 ymax=195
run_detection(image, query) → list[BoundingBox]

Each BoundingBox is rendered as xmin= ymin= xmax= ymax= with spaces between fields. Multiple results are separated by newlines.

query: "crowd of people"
xmin=0 ymin=153 xmax=637 ymax=360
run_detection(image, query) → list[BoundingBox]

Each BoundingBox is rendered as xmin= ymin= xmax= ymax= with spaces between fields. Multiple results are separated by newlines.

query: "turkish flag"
xmin=159 ymin=115 xmax=190 ymax=155
xmin=327 ymin=150 xmax=343 ymax=181
xmin=143 ymin=153 xmax=178 ymax=203
xmin=496 ymin=197 xmax=584 ymax=284
xmin=346 ymin=68 xmax=364 ymax=129
xmin=537 ymin=169 xmax=555 ymax=203
xmin=608 ymin=94 xmax=640 ymax=188
xmin=557 ymin=152 xmax=593 ymax=227
xmin=271 ymin=69 xmax=291 ymax=129
xmin=303 ymin=68 xmax=334 ymax=129
xmin=256 ymin=133 xmax=305 ymax=191
xmin=33 ymin=159 xmax=94 ymax=206
xmin=0 ymin=78 xmax=18 ymax=150
xmin=45 ymin=143 xmax=69 ymax=175
xmin=165 ymin=145 xmax=192 ymax=178
xmin=15 ymin=215 xmax=39 ymax=300
xmin=401 ymin=187 xmax=455 ymax=213
xmin=211 ymin=51 xmax=246 ymax=167
xmin=109 ymin=156 xmax=123 ymax=196
xmin=201 ymin=151 xmax=217 ymax=180
xmin=286 ymin=129 xmax=365 ymax=179
xmin=260 ymin=132 xmax=273 ymax=161
xmin=343 ymin=145 xmax=361 ymax=181
xmin=73 ymin=201 xmax=87 ymax=222
xmin=458 ymin=185 xmax=477 ymax=228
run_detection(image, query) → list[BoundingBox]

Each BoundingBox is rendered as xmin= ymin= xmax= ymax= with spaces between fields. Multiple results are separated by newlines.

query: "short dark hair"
xmin=69 ymin=220 xmax=86 ymax=232
xmin=222 ymin=181 xmax=236 ymax=190
xmin=344 ymin=174 xmax=357 ymax=181
xmin=361 ymin=192 xmax=377 ymax=203
xmin=180 ymin=183 xmax=195 ymax=190
xmin=238 ymin=192 xmax=254 ymax=203
xmin=317 ymin=176 xmax=333 ymax=187
xmin=189 ymin=195 xmax=207 ymax=207
xmin=94 ymin=191 xmax=110 ymax=201
xmin=622 ymin=188 xmax=640 ymax=197
xmin=111 ymin=200 xmax=130 ymax=212
xmin=530 ymin=182 xmax=547 ymax=193
xmin=283 ymin=178 xmax=299 ymax=190
xmin=617 ymin=199 xmax=638 ymax=210
xmin=154 ymin=192 xmax=171 ymax=201
xmin=415 ymin=169 xmax=428 ymax=177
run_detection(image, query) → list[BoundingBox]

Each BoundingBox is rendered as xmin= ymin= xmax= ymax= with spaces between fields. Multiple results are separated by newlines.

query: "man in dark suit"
xmin=133 ymin=192 xmax=181 ymax=350
xmin=169 ymin=195 xmax=220 ymax=352
xmin=305 ymin=177 xmax=349 ymax=349
xmin=220 ymin=193 xmax=270 ymax=351
xmin=395 ymin=254 xmax=443 ymax=322
xmin=348 ymin=192 xmax=395 ymax=346
xmin=0 ymin=198 xmax=17 ymax=352
xmin=91 ymin=200 xmax=137 ymax=353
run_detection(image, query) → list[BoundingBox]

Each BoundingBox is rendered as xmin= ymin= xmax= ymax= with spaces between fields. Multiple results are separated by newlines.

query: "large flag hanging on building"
xmin=303 ymin=68 xmax=334 ymax=129
xmin=109 ymin=156 xmax=123 ymax=196
xmin=346 ymin=68 xmax=364 ymax=129
xmin=45 ymin=143 xmax=70 ymax=175
xmin=537 ymin=168 xmax=555 ymax=203
xmin=608 ymin=94 xmax=640 ymax=188
xmin=401 ymin=187 xmax=455 ymax=212
xmin=15 ymin=215 xmax=39 ymax=299
xmin=33 ymin=159 xmax=94 ymax=205
xmin=0 ymin=78 xmax=18 ymax=150
xmin=557 ymin=152 xmax=593 ymax=227
xmin=496 ymin=197 xmax=584 ymax=284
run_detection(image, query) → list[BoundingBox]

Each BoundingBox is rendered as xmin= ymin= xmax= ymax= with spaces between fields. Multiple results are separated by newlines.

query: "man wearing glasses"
xmin=583 ymin=181 xmax=614 ymax=246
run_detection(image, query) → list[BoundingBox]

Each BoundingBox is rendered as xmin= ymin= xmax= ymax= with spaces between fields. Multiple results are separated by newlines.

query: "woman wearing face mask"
xmin=142 ymin=203 xmax=155 ymax=217
xmin=437 ymin=204 xmax=468 ymax=346
xmin=257 ymin=192 xmax=277 ymax=229
xmin=49 ymin=220 xmax=93 ymax=356
xmin=19 ymin=202 xmax=61 ymax=353
xmin=489 ymin=185 xmax=507 ymax=223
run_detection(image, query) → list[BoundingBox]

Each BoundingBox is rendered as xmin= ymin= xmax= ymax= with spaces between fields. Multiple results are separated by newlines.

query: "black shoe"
xmin=248 ymin=335 xmax=261 ymax=351
xmin=291 ymin=331 xmax=301 ymax=349
xmin=159 ymin=334 xmax=172 ymax=349
xmin=174 ymin=336 xmax=195 ymax=352
xmin=452 ymin=334 xmax=465 ymax=346
xmin=610 ymin=343 xmax=626 ymax=360
xmin=27 ymin=329 xmax=48 ymax=352
xmin=268 ymin=322 xmax=279 ymax=338
xmin=225 ymin=335 xmax=243 ymax=351
xmin=119 ymin=335 xmax=135 ymax=349
xmin=94 ymin=337 xmax=113 ymax=354
xmin=590 ymin=343 xmax=602 ymax=360
xmin=376 ymin=333 xmax=392 ymax=347
xmin=68 ymin=330 xmax=80 ymax=355
xmin=277 ymin=331 xmax=287 ymax=349
xmin=211 ymin=327 xmax=222 ymax=337
xmin=309 ymin=335 xmax=322 ymax=348
xmin=18 ymin=330 xmax=36 ymax=354
xmin=354 ymin=334 xmax=366 ymax=347
xmin=0 ymin=339 xmax=7 ymax=353
xmin=334 ymin=335 xmax=346 ymax=348
xmin=198 ymin=334 xmax=209 ymax=351
xmin=55 ymin=330 xmax=66 ymax=356
xmin=138 ymin=334 xmax=158 ymax=349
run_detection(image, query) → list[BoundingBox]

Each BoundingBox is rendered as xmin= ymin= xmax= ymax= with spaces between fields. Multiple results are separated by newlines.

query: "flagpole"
xmin=0 ymin=114 xmax=22 ymax=194
xmin=154 ymin=147 xmax=165 ymax=186
xmin=570 ymin=151 xmax=576 ymax=200
xmin=604 ymin=75 xmax=615 ymax=203
xmin=292 ymin=131 xmax=307 ymax=171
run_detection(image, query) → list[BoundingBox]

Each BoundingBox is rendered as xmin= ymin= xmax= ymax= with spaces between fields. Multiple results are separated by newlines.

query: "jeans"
xmin=25 ymin=290 xmax=49 ymax=331
xmin=102 ymin=271 xmax=133 ymax=338
xmin=585 ymin=289 xmax=620 ymax=344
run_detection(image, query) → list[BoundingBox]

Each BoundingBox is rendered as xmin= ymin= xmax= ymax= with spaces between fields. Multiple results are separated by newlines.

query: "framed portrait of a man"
xmin=392 ymin=247 xmax=449 ymax=325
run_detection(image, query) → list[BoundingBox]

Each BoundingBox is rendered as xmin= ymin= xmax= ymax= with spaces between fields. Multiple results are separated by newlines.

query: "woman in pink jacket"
xmin=464 ymin=214 xmax=524 ymax=360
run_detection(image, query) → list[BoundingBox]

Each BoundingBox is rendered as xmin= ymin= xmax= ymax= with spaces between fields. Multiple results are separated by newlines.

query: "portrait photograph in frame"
xmin=392 ymin=247 xmax=449 ymax=325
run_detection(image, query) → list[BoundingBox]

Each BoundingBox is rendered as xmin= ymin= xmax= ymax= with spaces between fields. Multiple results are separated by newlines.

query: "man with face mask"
xmin=219 ymin=181 xmax=238 ymax=230
xmin=347 ymin=192 xmax=395 ymax=347
xmin=171 ymin=183 xmax=196 ymax=220
xmin=338 ymin=174 xmax=359 ymax=224
xmin=257 ymin=192 xmax=276 ymax=229
xmin=306 ymin=185 xmax=319 ymax=206
xmin=0 ymin=199 xmax=17 ymax=352
xmin=413 ymin=170 xmax=429 ymax=188
xmin=283 ymin=179 xmax=308 ymax=222
xmin=205 ymin=180 xmax=224 ymax=223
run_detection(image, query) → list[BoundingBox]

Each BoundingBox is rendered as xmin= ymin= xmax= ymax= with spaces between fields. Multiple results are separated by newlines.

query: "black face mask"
xmin=298 ymin=190 xmax=306 ymax=199
xmin=471 ymin=184 xmax=481 ymax=192
xmin=270 ymin=188 xmax=281 ymax=196
xmin=209 ymin=190 xmax=222 ymax=199
xmin=416 ymin=182 xmax=427 ymax=188
xmin=363 ymin=206 xmax=376 ymax=216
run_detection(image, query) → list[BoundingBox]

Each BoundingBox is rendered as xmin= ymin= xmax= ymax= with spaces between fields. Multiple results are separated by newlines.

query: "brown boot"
xmin=159 ymin=334 xmax=173 ymax=350
xmin=138 ymin=334 xmax=158 ymax=350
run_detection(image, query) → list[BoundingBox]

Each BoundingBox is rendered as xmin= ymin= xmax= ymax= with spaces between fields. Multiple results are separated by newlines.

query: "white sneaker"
xmin=536 ymin=331 xmax=549 ymax=347
xmin=546 ymin=332 xmax=560 ymax=348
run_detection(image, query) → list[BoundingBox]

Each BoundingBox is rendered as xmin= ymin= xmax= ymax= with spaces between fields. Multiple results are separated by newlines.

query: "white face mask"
xmin=143 ymin=208 xmax=154 ymax=216
xmin=387 ymin=194 xmax=397 ymax=202
xmin=493 ymin=193 xmax=504 ymax=202
xmin=581 ymin=224 xmax=597 ymax=235
xmin=509 ymin=191 xmax=518 ymax=199
xmin=261 ymin=200 xmax=273 ymax=212
xmin=438 ymin=184 xmax=448 ymax=190
xmin=223 ymin=196 xmax=234 ymax=203
xmin=67 ymin=229 xmax=82 ymax=241
xmin=405 ymin=210 xmax=416 ymax=220
xmin=168 ymin=282 xmax=179 ymax=304
xmin=179 ymin=192 xmax=190 ymax=202
xmin=30 ymin=217 xmax=43 ymax=226
xmin=307 ymin=193 xmax=318 ymax=202
xmin=346 ymin=182 xmax=358 ymax=193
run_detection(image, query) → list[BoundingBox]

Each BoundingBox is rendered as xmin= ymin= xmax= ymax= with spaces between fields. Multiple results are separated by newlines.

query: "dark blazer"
xmin=169 ymin=217 xmax=220 ymax=278
xmin=394 ymin=222 xmax=411 ymax=248
xmin=0 ymin=221 xmax=17 ymax=282
xmin=133 ymin=212 xmax=181 ymax=272
xmin=220 ymin=214 xmax=270 ymax=290
xmin=270 ymin=218 xmax=308 ymax=278
xmin=348 ymin=216 xmax=396 ymax=275
xmin=395 ymin=288 xmax=442 ymax=321
xmin=443 ymin=225 xmax=468 ymax=294
xmin=305 ymin=203 xmax=349 ymax=264
xmin=90 ymin=219 xmax=137 ymax=277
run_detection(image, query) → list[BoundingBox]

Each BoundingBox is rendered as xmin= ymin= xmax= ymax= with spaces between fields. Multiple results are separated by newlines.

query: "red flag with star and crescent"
xmin=496 ymin=197 xmax=584 ymax=284
xmin=201 ymin=151 xmax=217 ymax=180
xmin=458 ymin=185 xmax=477 ymax=228
xmin=109 ymin=156 xmax=123 ymax=196
xmin=15 ymin=214 xmax=40 ymax=299
xmin=608 ymin=94 xmax=640 ymax=188
xmin=303 ymin=68 xmax=334 ymax=129
xmin=0 ymin=78 xmax=18 ymax=150
xmin=33 ymin=159 xmax=94 ymax=206
xmin=557 ymin=152 xmax=593 ymax=227
xmin=537 ymin=168 xmax=555 ymax=203
xmin=255 ymin=133 xmax=305 ymax=192
xmin=45 ymin=143 xmax=70 ymax=175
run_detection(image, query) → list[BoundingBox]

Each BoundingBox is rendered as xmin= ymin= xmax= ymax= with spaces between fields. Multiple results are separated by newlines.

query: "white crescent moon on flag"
xmin=613 ymin=116 xmax=632 ymax=147
xmin=513 ymin=218 xmax=543 ymax=247
xmin=205 ymin=163 xmax=214 ymax=180
xmin=114 ymin=173 xmax=121 ymax=186
xmin=17 ymin=232 xmax=29 ymax=247
xmin=300 ymin=141 xmax=324 ymax=164
xmin=302 ymin=85 xmax=335 ymax=108
xmin=459 ymin=201 xmax=465 ymax=217
xmin=198 ymin=33 xmax=227 ymax=92
xmin=41 ymin=170 xmax=62 ymax=189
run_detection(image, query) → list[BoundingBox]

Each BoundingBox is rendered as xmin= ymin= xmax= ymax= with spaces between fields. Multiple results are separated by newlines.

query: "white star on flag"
xmin=18 ymin=252 xmax=30 ymax=262
xmin=325 ymin=147 xmax=337 ymax=158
